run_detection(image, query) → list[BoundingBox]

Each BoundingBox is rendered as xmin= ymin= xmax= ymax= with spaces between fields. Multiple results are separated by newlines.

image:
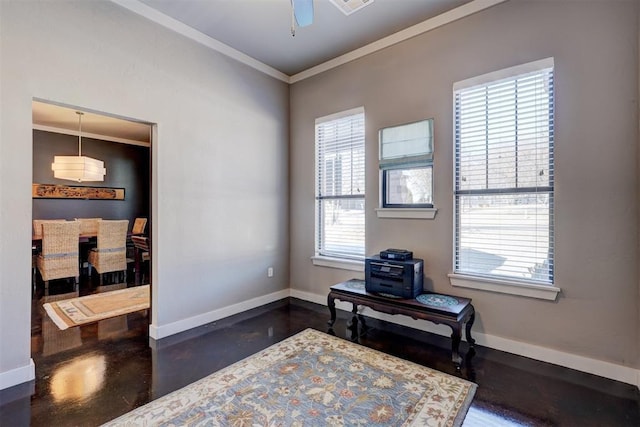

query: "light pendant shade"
xmin=51 ymin=111 xmax=106 ymax=182
xmin=52 ymin=155 xmax=106 ymax=182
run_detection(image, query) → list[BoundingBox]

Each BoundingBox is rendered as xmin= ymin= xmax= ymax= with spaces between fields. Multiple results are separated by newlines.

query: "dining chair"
xmin=127 ymin=218 xmax=148 ymax=271
xmin=33 ymin=219 xmax=66 ymax=240
xmin=131 ymin=235 xmax=150 ymax=285
xmin=36 ymin=221 xmax=81 ymax=295
xmin=131 ymin=218 xmax=147 ymax=235
xmin=88 ymin=220 xmax=129 ymax=285
xmin=75 ymin=218 xmax=102 ymax=276
xmin=32 ymin=219 xmax=66 ymax=293
xmin=75 ymin=217 xmax=102 ymax=236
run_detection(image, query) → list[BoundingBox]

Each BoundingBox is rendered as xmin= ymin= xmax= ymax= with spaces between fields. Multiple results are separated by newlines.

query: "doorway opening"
xmin=31 ymin=99 xmax=153 ymax=362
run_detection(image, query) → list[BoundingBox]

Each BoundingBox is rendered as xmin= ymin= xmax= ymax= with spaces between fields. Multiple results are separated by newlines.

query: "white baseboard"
xmin=149 ymin=289 xmax=290 ymax=340
xmin=3 ymin=290 xmax=637 ymax=391
xmin=0 ymin=359 xmax=35 ymax=391
xmin=290 ymin=289 xmax=640 ymax=388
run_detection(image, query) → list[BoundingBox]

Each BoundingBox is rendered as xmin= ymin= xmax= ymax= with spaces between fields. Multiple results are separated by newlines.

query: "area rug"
xmin=102 ymin=328 xmax=476 ymax=426
xmin=43 ymin=285 xmax=149 ymax=330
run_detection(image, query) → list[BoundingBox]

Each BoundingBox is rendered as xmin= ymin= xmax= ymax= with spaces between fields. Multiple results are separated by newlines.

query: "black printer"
xmin=365 ymin=254 xmax=424 ymax=299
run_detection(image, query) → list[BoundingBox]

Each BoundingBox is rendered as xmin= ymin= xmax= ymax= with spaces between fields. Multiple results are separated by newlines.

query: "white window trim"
xmin=449 ymin=273 xmax=560 ymax=301
xmin=452 ymin=57 xmax=556 ymax=292
xmin=311 ymin=256 xmax=364 ymax=272
xmin=377 ymin=166 xmax=437 ymax=219
xmin=453 ymin=57 xmax=554 ymax=91
xmin=375 ymin=207 xmax=437 ymax=219
xmin=316 ymin=106 xmax=365 ymax=125
xmin=315 ymin=107 xmax=366 ymax=261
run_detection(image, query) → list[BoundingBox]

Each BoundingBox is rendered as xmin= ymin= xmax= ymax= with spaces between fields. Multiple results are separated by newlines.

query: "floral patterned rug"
xmin=102 ymin=328 xmax=476 ymax=426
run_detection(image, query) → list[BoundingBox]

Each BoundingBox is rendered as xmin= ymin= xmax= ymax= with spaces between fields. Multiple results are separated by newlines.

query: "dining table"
xmin=32 ymin=232 xmax=97 ymax=245
xmin=32 ymin=231 xmax=132 ymax=246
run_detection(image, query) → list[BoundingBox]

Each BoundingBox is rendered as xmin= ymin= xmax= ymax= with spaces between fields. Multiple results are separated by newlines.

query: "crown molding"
xmin=112 ymin=0 xmax=508 ymax=84
xmin=289 ymin=0 xmax=508 ymax=83
xmin=110 ymin=0 xmax=290 ymax=83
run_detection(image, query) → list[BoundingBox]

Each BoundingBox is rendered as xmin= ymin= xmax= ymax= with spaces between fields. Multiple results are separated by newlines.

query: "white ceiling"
xmin=135 ymin=0 xmax=473 ymax=76
xmin=32 ymin=0 xmax=487 ymax=142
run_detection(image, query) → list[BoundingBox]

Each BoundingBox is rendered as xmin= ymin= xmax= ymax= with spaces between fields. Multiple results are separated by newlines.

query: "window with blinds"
xmin=315 ymin=107 xmax=365 ymax=259
xmin=453 ymin=58 xmax=554 ymax=285
xmin=379 ymin=119 xmax=434 ymax=208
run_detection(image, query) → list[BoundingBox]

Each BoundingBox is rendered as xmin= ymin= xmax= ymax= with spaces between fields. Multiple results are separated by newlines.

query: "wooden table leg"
xmin=358 ymin=313 xmax=369 ymax=334
xmin=347 ymin=303 xmax=358 ymax=327
xmin=348 ymin=314 xmax=359 ymax=341
xmin=134 ymin=247 xmax=141 ymax=286
xmin=450 ymin=325 xmax=463 ymax=368
xmin=465 ymin=306 xmax=476 ymax=347
xmin=327 ymin=292 xmax=337 ymax=326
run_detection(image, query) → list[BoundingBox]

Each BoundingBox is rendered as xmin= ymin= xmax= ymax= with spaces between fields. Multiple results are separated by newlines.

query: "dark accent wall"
xmin=33 ymin=130 xmax=150 ymax=229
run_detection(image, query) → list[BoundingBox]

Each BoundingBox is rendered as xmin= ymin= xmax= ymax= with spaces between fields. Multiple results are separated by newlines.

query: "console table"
xmin=327 ymin=279 xmax=475 ymax=367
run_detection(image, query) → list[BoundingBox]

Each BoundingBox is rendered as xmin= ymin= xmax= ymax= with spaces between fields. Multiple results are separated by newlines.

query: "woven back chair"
xmin=75 ymin=218 xmax=101 ymax=276
xmin=131 ymin=236 xmax=150 ymax=254
xmin=75 ymin=218 xmax=102 ymax=235
xmin=131 ymin=218 xmax=147 ymax=235
xmin=33 ymin=219 xmax=67 ymax=294
xmin=88 ymin=219 xmax=129 ymax=285
xmin=33 ymin=219 xmax=66 ymax=240
xmin=36 ymin=221 xmax=80 ymax=294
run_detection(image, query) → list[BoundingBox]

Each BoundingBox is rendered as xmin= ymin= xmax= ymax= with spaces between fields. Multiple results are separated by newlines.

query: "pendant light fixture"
xmin=51 ymin=111 xmax=106 ymax=182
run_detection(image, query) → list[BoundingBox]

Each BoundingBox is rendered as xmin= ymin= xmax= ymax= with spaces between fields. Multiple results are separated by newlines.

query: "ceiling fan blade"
xmin=292 ymin=0 xmax=314 ymax=27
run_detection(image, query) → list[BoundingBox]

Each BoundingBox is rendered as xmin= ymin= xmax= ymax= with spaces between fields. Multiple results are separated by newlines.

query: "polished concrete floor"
xmin=1 ymin=296 xmax=639 ymax=426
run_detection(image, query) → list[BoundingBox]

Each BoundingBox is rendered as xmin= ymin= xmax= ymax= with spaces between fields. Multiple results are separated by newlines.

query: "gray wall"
xmin=0 ymin=0 xmax=289 ymax=387
xmin=290 ymin=0 xmax=639 ymax=367
xmin=33 ymin=130 xmax=150 ymax=226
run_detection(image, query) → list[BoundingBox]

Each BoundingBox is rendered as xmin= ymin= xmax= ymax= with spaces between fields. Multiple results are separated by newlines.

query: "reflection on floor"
xmin=37 ymin=282 xmax=136 ymax=357
xmin=1 ymin=298 xmax=639 ymax=426
xmin=40 ymin=291 xmax=82 ymax=357
xmin=95 ymin=283 xmax=134 ymax=341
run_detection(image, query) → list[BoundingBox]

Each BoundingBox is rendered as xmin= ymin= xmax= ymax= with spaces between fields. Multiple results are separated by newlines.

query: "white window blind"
xmin=453 ymin=58 xmax=554 ymax=284
xmin=316 ymin=108 xmax=365 ymax=259
xmin=379 ymin=119 xmax=434 ymax=208
xmin=379 ymin=119 xmax=433 ymax=167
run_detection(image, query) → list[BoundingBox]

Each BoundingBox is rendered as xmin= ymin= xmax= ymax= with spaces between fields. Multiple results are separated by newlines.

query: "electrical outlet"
xmin=267 ymin=267 xmax=274 ymax=278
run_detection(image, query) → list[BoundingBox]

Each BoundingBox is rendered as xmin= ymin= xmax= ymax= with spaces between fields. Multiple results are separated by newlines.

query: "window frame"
xmin=378 ymin=118 xmax=435 ymax=214
xmin=381 ymin=166 xmax=434 ymax=209
xmin=450 ymin=58 xmax=560 ymax=300
xmin=313 ymin=107 xmax=366 ymax=263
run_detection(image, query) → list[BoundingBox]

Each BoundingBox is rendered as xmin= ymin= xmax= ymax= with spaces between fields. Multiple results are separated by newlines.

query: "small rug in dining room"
xmin=43 ymin=285 xmax=149 ymax=330
xmin=102 ymin=328 xmax=476 ymax=427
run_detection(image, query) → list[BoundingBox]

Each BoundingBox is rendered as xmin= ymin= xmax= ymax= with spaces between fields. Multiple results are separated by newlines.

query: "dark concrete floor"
xmin=1 ymin=296 xmax=639 ymax=426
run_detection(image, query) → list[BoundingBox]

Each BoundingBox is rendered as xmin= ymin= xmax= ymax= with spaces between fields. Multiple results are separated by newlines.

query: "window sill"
xmin=448 ymin=273 xmax=561 ymax=301
xmin=375 ymin=208 xmax=438 ymax=219
xmin=311 ymin=256 xmax=364 ymax=272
